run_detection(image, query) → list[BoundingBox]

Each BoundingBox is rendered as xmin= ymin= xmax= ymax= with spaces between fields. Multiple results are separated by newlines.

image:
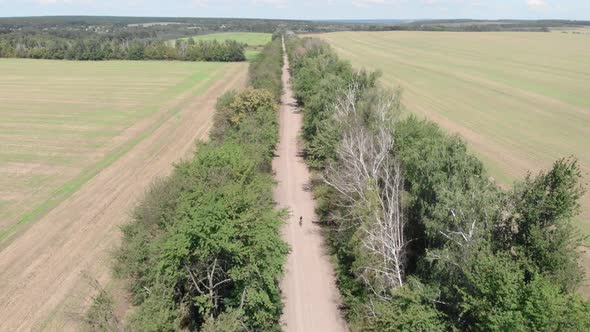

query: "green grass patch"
xmin=176 ymin=32 xmax=271 ymax=46
xmin=245 ymin=50 xmax=261 ymax=61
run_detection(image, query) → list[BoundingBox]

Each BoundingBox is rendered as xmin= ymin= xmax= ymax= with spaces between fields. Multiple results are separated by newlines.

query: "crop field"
xmin=0 ymin=59 xmax=242 ymax=243
xmin=0 ymin=58 xmax=248 ymax=330
xmin=551 ymin=26 xmax=590 ymax=34
xmin=312 ymin=31 xmax=590 ymax=233
xmin=179 ymin=32 xmax=271 ymax=46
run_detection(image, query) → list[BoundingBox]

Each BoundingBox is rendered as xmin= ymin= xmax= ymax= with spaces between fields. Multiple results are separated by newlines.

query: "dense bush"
xmin=286 ymin=36 xmax=379 ymax=168
xmin=111 ymin=39 xmax=286 ymax=331
xmin=249 ymin=38 xmax=283 ymax=101
xmin=457 ymin=250 xmax=590 ymax=332
xmin=286 ymin=34 xmax=590 ymax=331
xmin=495 ymin=158 xmax=586 ymax=290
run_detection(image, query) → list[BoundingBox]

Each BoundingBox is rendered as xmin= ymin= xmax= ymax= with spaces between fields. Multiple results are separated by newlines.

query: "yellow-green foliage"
xmin=228 ymin=87 xmax=275 ymax=125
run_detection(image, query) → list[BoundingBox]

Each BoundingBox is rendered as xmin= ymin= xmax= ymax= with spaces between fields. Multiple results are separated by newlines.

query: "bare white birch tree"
xmin=185 ymin=258 xmax=232 ymax=318
xmin=324 ymin=82 xmax=406 ymax=294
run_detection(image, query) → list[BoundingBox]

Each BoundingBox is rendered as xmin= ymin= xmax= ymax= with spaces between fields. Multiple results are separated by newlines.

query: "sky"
xmin=0 ymin=0 xmax=588 ymax=21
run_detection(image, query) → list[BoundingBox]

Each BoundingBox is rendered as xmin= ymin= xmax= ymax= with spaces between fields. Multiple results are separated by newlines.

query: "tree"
xmin=497 ymin=157 xmax=586 ymax=290
xmin=175 ymin=39 xmax=187 ymax=58
xmin=357 ymin=278 xmax=450 ymax=332
xmin=458 ymin=251 xmax=590 ymax=332
xmin=201 ymin=310 xmax=247 ymax=332
xmin=127 ymin=41 xmax=145 ymax=60
xmin=249 ymin=38 xmax=283 ymax=100
xmin=325 ymin=83 xmax=406 ymax=294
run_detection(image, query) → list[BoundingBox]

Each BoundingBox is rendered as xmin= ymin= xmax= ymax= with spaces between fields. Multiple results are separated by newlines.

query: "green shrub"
xmin=249 ymin=39 xmax=283 ymax=101
xmin=355 ymin=280 xmax=450 ymax=332
xmin=498 ymin=157 xmax=586 ymax=290
xmin=458 ymin=251 xmax=590 ymax=332
xmin=84 ymin=289 xmax=121 ymax=332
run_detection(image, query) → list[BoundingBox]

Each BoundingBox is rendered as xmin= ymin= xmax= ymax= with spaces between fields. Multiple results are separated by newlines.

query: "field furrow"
xmin=0 ymin=60 xmax=248 ymax=330
xmin=0 ymin=60 xmax=232 ymax=240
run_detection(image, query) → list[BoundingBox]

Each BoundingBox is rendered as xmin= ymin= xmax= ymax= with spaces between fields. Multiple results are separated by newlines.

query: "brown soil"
xmin=0 ymin=65 xmax=220 ymax=234
xmin=579 ymin=248 xmax=590 ymax=298
xmin=275 ymin=38 xmax=348 ymax=332
xmin=0 ymin=63 xmax=248 ymax=331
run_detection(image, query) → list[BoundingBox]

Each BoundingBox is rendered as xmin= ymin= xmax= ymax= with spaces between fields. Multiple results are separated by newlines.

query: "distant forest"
xmin=0 ymin=16 xmax=315 ymax=40
xmin=1 ymin=16 xmax=588 ymax=61
xmin=371 ymin=19 xmax=590 ymax=32
xmin=1 ymin=16 xmax=588 ymax=36
xmin=0 ymin=16 xmax=590 ymax=61
xmin=0 ymin=16 xmax=304 ymax=61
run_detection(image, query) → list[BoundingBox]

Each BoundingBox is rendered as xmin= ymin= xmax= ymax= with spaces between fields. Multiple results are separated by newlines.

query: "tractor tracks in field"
xmin=0 ymin=63 xmax=248 ymax=331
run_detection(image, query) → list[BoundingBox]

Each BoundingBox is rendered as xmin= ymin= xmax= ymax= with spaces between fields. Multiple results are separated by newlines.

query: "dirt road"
xmin=275 ymin=38 xmax=348 ymax=332
xmin=0 ymin=63 xmax=248 ymax=331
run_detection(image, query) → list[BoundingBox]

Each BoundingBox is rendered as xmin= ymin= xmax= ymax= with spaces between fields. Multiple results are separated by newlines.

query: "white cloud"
xmin=37 ymin=0 xmax=94 ymax=5
xmin=252 ymin=0 xmax=288 ymax=8
xmin=354 ymin=0 xmax=482 ymax=9
xmin=352 ymin=0 xmax=390 ymax=9
xmin=191 ymin=0 xmax=209 ymax=7
xmin=38 ymin=0 xmax=69 ymax=4
xmin=527 ymin=0 xmax=549 ymax=11
xmin=191 ymin=0 xmax=287 ymax=9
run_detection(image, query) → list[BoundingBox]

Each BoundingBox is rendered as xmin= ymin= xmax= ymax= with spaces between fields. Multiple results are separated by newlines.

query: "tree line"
xmin=286 ymin=34 xmax=590 ymax=331
xmin=85 ymin=39 xmax=287 ymax=331
xmin=0 ymin=34 xmax=246 ymax=61
xmin=0 ymin=16 xmax=312 ymax=34
xmin=4 ymin=16 xmax=587 ymax=45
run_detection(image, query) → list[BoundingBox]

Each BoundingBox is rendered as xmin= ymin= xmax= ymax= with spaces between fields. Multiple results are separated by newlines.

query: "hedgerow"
xmin=105 ymin=39 xmax=286 ymax=331
xmin=286 ymin=34 xmax=590 ymax=331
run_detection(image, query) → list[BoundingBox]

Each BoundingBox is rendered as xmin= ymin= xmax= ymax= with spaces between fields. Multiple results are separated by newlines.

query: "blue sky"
xmin=0 ymin=0 xmax=588 ymax=20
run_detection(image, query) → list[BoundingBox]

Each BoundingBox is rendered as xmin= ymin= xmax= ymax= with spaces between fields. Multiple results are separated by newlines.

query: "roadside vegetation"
xmin=88 ymin=38 xmax=287 ymax=331
xmin=286 ymin=34 xmax=590 ymax=331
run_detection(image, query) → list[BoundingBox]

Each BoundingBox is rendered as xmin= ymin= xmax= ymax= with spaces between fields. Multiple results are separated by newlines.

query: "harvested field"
xmin=311 ymin=31 xmax=590 ymax=233
xmin=0 ymin=60 xmax=248 ymax=330
xmin=0 ymin=59 xmax=233 ymax=242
